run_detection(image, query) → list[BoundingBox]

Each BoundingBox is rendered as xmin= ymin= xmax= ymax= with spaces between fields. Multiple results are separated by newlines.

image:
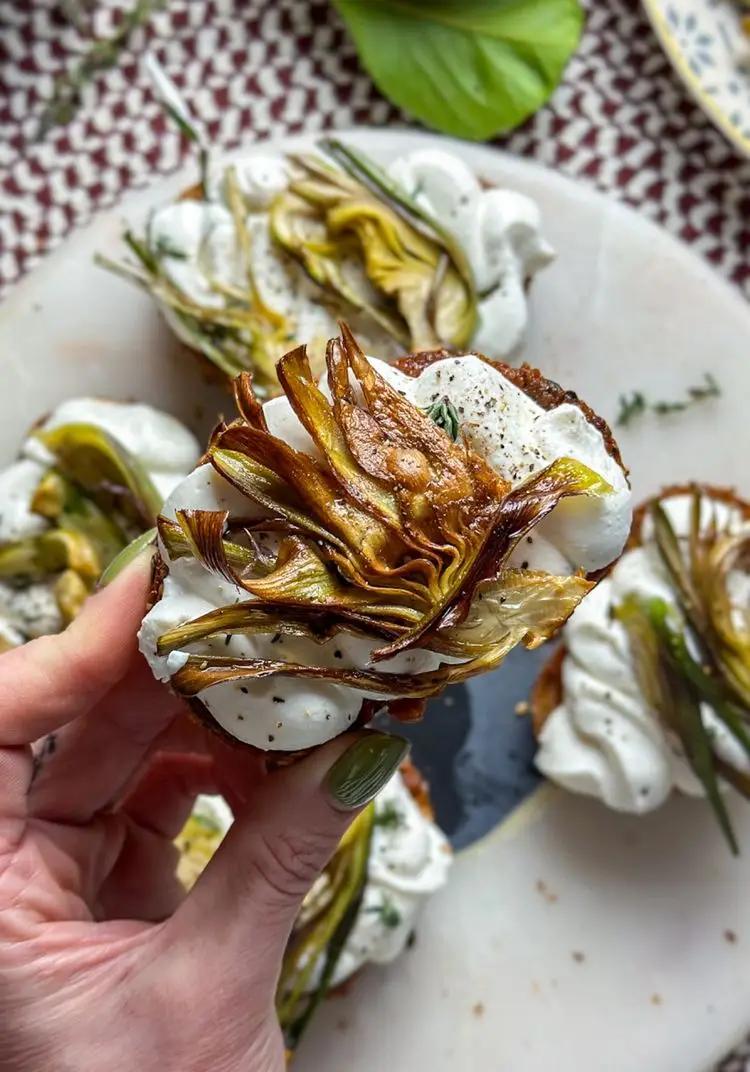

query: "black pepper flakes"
xmin=272 ymin=696 xmax=285 ymax=704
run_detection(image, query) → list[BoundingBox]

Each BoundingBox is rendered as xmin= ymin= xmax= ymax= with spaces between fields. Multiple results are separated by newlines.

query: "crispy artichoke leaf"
xmin=276 ymin=344 xmax=405 ymax=531
xmin=269 ymin=189 xmax=412 ymax=348
xmin=174 ymin=509 xmax=235 ymax=584
xmin=0 ymin=528 xmax=101 ymax=584
xmin=442 ymin=569 xmax=594 ymax=657
xmin=172 ymin=643 xmax=511 ymax=700
xmin=31 ymin=471 xmax=126 ymax=567
xmin=706 ymin=527 xmax=750 ymax=708
xmin=156 ymin=600 xmax=402 ymax=657
xmin=652 ymin=494 xmax=750 ymax=710
xmin=241 ymin=536 xmax=422 ymax=623
xmin=320 ymin=139 xmax=476 ymax=290
xmin=211 ymin=427 xmax=427 ymax=584
xmin=271 ymin=148 xmax=476 ymax=351
xmin=651 ymin=501 xmax=704 ymax=632
xmin=373 ymin=455 xmax=612 ymax=661
xmin=54 ymin=568 xmax=90 ymax=624
xmin=158 ymin=515 xmax=259 ymax=573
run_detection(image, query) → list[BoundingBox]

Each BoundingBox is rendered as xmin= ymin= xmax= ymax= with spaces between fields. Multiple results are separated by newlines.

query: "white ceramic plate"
xmin=2 ymin=130 xmax=750 ymax=1072
xmin=643 ymin=0 xmax=750 ymax=158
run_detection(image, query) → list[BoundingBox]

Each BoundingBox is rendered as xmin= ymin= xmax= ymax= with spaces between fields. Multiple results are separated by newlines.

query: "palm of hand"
xmin=0 ymin=568 xmax=285 ymax=1072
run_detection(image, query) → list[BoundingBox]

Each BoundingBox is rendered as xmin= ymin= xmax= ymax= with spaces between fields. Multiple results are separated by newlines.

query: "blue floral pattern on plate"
xmin=643 ymin=0 xmax=750 ymax=155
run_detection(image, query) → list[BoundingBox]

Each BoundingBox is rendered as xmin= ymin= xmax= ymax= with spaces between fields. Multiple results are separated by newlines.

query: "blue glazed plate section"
xmin=383 ymin=645 xmax=548 ymax=850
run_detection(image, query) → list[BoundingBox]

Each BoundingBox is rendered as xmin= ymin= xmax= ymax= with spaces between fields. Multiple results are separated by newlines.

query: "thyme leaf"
xmin=373 ymin=801 xmax=404 ymax=829
xmin=423 ymin=397 xmax=460 ymax=441
xmin=367 ymin=894 xmax=402 ymax=929
xmin=617 ymin=374 xmax=720 ymax=426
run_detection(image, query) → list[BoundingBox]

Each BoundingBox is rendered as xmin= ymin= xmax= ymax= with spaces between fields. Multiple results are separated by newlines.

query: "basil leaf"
xmin=331 ymin=0 xmax=584 ymax=140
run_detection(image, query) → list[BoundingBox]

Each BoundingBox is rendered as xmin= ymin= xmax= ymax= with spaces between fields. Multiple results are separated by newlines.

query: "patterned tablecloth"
xmin=1 ymin=0 xmax=749 ymax=1066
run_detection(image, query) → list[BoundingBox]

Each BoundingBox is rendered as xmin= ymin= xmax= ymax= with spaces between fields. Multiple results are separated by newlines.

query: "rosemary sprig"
xmin=278 ymin=804 xmax=374 ymax=1052
xmin=616 ymin=493 xmax=750 ymax=852
xmin=616 ymin=374 xmax=720 ymax=427
xmin=616 ymin=594 xmax=740 ymax=854
xmin=36 ymin=0 xmax=167 ymax=140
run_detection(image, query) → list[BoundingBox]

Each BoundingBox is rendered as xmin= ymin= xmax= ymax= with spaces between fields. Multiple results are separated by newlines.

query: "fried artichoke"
xmin=0 ymin=401 xmax=198 ymax=648
xmin=100 ymin=75 xmax=553 ymax=393
xmin=142 ymin=326 xmax=621 ymax=750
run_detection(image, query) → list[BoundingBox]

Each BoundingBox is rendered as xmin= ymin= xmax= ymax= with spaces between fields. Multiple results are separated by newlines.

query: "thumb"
xmin=169 ymin=730 xmax=409 ymax=995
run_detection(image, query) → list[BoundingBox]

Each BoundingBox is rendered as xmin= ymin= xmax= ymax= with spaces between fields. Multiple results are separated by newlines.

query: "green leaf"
xmin=331 ymin=0 xmax=584 ymax=140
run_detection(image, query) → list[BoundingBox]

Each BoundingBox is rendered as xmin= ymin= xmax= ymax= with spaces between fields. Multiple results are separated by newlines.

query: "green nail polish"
xmin=98 ymin=527 xmax=157 ymax=587
xmin=325 ymin=732 xmax=409 ymax=811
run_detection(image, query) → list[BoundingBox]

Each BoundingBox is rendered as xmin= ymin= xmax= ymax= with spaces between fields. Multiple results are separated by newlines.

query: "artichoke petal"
xmin=161 ymin=327 xmax=608 ymax=708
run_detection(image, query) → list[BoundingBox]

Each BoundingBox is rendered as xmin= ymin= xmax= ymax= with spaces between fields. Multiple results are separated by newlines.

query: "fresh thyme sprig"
xmin=424 ymin=396 xmax=460 ymax=440
xmin=36 ymin=0 xmax=167 ymax=140
xmin=616 ymin=374 xmax=720 ymax=427
xmin=367 ymin=895 xmax=402 ymax=929
xmin=373 ymin=801 xmax=404 ymax=829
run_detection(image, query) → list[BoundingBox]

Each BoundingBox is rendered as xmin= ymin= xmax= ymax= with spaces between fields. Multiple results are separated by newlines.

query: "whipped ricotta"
xmin=139 ymin=353 xmax=630 ymax=752
xmin=536 ymin=493 xmax=750 ymax=812
xmin=147 ymin=147 xmax=553 ymax=362
xmin=0 ymin=398 xmax=200 ymax=646
xmin=319 ymin=769 xmax=451 ymax=987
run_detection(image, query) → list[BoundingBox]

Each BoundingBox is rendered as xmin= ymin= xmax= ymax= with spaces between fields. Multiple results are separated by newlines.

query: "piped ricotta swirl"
xmin=536 ymin=493 xmax=750 ymax=812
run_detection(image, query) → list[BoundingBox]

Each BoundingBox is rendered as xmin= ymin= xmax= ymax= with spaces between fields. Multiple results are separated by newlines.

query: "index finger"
xmin=0 ymin=552 xmax=153 ymax=748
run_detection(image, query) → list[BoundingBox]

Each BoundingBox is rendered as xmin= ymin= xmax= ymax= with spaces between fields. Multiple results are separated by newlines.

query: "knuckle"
xmin=250 ymin=828 xmax=338 ymax=908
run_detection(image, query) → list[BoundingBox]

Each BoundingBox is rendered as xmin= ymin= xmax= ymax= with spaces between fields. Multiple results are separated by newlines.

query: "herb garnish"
xmin=374 ymin=801 xmax=405 ymax=829
xmin=616 ymin=374 xmax=720 ymax=426
xmin=424 ymin=397 xmax=460 ymax=441
xmin=367 ymin=895 xmax=402 ymax=929
xmin=615 ymin=492 xmax=750 ymax=853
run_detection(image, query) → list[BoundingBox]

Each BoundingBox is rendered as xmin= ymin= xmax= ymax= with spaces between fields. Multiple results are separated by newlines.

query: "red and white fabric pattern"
xmin=2 ymin=0 xmax=750 ymax=297
xmin=1 ymin=1 xmax=749 ymax=1066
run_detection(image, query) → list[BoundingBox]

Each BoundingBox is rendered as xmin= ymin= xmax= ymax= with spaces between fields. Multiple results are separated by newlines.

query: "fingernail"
xmin=324 ymin=732 xmax=410 ymax=811
xmin=98 ymin=528 xmax=156 ymax=588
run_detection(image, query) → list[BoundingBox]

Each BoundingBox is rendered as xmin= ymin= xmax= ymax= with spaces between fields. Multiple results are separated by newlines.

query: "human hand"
xmin=0 ymin=552 xmax=408 ymax=1072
